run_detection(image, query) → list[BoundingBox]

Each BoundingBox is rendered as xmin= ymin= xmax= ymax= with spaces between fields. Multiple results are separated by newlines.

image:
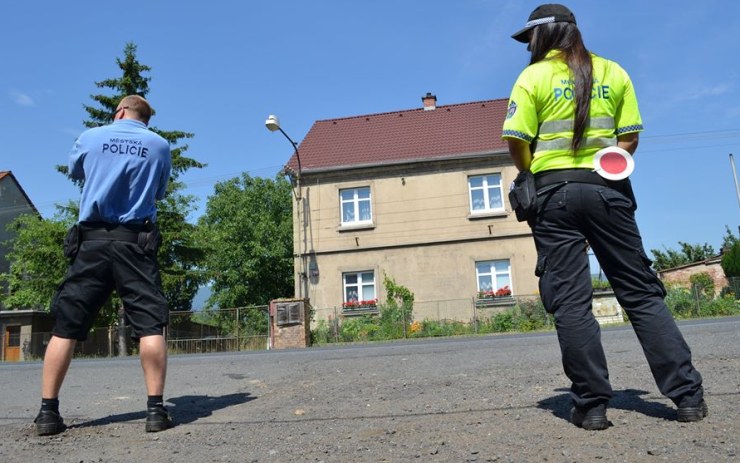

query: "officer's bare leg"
xmin=139 ymin=334 xmax=167 ymax=395
xmin=41 ymin=336 xmax=77 ymax=398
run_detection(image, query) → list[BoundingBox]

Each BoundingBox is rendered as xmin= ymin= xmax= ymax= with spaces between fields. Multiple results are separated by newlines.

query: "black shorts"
xmin=50 ymin=233 xmax=169 ymax=341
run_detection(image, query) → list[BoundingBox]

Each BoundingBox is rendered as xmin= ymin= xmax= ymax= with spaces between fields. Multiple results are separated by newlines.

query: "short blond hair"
xmin=117 ymin=95 xmax=153 ymax=124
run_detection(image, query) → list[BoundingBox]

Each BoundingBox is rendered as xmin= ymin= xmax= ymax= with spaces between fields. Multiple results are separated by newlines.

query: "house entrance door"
xmin=3 ymin=325 xmax=20 ymax=361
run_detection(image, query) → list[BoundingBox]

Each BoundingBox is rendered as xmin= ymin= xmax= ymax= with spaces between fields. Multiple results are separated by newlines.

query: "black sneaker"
xmin=145 ymin=406 xmax=174 ymax=432
xmin=677 ymin=399 xmax=708 ymax=422
xmin=570 ymin=403 xmax=609 ymax=431
xmin=35 ymin=410 xmax=66 ymax=436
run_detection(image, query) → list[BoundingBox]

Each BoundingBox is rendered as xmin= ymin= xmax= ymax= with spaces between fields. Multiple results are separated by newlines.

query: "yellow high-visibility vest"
xmin=502 ymin=51 xmax=643 ymax=174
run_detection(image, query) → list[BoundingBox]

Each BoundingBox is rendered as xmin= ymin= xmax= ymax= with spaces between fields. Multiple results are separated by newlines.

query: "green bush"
xmin=663 ymin=285 xmax=740 ymax=319
xmin=720 ymin=285 xmax=735 ymax=299
xmin=375 ymin=302 xmax=411 ymax=339
xmin=484 ymin=311 xmax=514 ymax=333
xmin=698 ymin=296 xmax=739 ymax=317
xmin=721 ymin=241 xmax=740 ymax=278
xmin=411 ymin=319 xmax=471 ymax=337
xmin=689 ymin=272 xmax=714 ymax=299
xmin=311 ymin=319 xmax=332 ymax=345
xmin=665 ymin=286 xmax=697 ymax=319
xmin=513 ymin=298 xmax=551 ymax=331
xmin=339 ymin=316 xmax=377 ymax=341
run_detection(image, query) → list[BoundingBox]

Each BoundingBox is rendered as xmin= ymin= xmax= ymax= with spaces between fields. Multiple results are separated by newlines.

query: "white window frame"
xmin=340 ymin=187 xmax=373 ymax=226
xmin=343 ymin=270 xmax=376 ymax=304
xmin=475 ymin=259 xmax=512 ymax=295
xmin=468 ymin=174 xmax=504 ymax=214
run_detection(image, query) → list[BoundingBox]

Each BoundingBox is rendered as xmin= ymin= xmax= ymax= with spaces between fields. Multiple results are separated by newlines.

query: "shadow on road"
xmin=70 ymin=392 xmax=255 ymax=429
xmin=168 ymin=393 xmax=256 ymax=424
xmin=537 ymin=388 xmax=675 ymax=422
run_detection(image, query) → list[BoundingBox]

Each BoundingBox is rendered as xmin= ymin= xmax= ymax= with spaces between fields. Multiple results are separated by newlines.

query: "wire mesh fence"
xmin=0 ymin=306 xmax=270 ymax=362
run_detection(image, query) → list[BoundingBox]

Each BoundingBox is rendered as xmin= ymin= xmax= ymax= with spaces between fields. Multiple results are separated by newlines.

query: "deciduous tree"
xmin=651 ymin=242 xmax=715 ymax=271
xmin=197 ymin=174 xmax=293 ymax=334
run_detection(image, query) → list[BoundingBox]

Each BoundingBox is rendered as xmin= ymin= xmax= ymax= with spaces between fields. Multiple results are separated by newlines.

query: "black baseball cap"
xmin=511 ymin=4 xmax=576 ymax=43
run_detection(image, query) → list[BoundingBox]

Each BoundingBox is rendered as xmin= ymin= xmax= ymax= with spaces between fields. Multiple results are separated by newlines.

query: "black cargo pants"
xmin=531 ymin=180 xmax=703 ymax=410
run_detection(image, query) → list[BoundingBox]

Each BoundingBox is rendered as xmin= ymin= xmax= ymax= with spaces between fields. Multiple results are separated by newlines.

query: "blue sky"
xmin=3 ymin=0 xmax=740 ymax=259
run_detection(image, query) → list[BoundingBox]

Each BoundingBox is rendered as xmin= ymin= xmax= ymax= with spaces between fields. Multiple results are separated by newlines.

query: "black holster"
xmin=137 ymin=220 xmax=162 ymax=254
xmin=63 ymin=224 xmax=80 ymax=259
xmin=508 ymin=170 xmax=537 ymax=223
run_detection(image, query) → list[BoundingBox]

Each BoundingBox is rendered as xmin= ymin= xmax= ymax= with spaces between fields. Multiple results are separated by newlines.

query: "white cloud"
xmin=680 ymin=83 xmax=733 ymax=102
xmin=10 ymin=90 xmax=35 ymax=106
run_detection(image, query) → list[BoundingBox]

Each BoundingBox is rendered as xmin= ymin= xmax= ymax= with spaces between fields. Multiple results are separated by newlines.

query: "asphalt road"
xmin=1 ymin=317 xmax=738 ymax=462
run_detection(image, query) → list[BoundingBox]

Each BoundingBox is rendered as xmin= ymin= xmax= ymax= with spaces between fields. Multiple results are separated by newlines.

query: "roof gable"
xmin=0 ymin=170 xmax=40 ymax=215
xmin=288 ymin=98 xmax=510 ymax=173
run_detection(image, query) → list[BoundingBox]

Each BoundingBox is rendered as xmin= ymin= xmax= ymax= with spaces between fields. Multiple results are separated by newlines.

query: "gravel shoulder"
xmin=1 ymin=318 xmax=738 ymax=462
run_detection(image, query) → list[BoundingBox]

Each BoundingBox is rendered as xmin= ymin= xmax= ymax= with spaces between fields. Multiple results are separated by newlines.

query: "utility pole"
xmin=730 ymin=153 xmax=740 ymax=210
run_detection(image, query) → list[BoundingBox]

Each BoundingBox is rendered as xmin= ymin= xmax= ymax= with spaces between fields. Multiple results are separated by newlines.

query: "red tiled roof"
xmin=287 ymin=98 xmax=510 ymax=173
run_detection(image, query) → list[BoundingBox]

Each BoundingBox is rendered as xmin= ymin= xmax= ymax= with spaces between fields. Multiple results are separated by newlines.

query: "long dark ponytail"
xmin=530 ymin=22 xmax=592 ymax=153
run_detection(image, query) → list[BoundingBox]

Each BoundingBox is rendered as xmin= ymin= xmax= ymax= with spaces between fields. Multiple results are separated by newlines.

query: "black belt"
xmin=534 ymin=169 xmax=611 ymax=190
xmin=80 ymin=224 xmax=143 ymax=243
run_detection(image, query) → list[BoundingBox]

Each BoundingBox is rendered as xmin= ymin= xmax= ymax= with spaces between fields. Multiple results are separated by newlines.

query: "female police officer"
xmin=502 ymin=4 xmax=706 ymax=430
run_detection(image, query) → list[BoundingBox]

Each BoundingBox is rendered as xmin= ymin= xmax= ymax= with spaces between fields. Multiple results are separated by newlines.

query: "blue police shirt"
xmin=69 ymin=119 xmax=171 ymax=224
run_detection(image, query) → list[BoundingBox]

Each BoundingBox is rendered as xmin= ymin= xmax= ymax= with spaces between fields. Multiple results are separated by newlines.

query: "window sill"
xmin=475 ymin=296 xmax=515 ymax=308
xmin=338 ymin=223 xmax=376 ymax=232
xmin=467 ymin=211 xmax=510 ymax=220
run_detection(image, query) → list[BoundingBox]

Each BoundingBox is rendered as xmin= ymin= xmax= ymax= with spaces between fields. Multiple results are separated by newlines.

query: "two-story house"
xmin=284 ymin=94 xmax=539 ymax=322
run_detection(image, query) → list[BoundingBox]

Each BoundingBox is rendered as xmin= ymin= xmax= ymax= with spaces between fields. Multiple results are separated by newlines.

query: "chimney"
xmin=421 ymin=92 xmax=437 ymax=110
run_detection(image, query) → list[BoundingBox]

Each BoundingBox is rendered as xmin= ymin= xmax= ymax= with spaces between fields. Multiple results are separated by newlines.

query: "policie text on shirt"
xmin=102 ymin=138 xmax=149 ymax=157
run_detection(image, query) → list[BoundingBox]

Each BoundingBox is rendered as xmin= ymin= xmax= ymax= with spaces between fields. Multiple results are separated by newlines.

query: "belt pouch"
xmin=508 ymin=170 xmax=537 ymax=222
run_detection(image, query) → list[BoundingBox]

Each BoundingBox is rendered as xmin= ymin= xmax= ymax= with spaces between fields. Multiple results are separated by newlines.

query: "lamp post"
xmin=265 ymin=115 xmax=302 ymax=195
xmin=265 ymin=114 xmax=306 ymax=299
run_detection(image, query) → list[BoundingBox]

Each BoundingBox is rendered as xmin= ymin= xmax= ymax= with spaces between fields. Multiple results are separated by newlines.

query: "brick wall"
xmin=659 ymin=259 xmax=727 ymax=297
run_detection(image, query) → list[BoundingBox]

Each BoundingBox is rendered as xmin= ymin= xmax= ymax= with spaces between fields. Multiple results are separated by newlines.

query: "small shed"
xmin=0 ymin=310 xmax=54 ymax=361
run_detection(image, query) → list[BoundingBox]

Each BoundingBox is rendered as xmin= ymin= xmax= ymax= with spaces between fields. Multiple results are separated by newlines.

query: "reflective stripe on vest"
xmin=538 ymin=116 xmax=615 ymax=135
xmin=534 ymin=136 xmax=617 ymax=153
xmin=534 ymin=116 xmax=616 ymax=153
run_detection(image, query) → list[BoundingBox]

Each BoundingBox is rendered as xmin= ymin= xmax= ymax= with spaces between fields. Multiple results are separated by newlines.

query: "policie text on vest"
xmin=554 ymin=79 xmax=610 ymax=102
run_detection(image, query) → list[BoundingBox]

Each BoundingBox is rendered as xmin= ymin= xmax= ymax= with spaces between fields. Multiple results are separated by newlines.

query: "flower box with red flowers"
xmin=475 ymin=286 xmax=513 ymax=307
xmin=342 ymin=299 xmax=378 ymax=312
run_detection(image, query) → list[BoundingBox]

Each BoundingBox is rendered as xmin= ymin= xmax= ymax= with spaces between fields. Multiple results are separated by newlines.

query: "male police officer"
xmin=35 ymin=95 xmax=173 ymax=435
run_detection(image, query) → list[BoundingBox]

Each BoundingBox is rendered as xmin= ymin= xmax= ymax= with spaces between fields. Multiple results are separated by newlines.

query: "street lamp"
xmin=265 ymin=114 xmax=307 ymax=299
xmin=265 ymin=115 xmax=302 ymax=186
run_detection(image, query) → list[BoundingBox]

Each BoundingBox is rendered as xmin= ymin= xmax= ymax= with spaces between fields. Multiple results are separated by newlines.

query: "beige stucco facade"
xmin=291 ymin=153 xmax=539 ymax=322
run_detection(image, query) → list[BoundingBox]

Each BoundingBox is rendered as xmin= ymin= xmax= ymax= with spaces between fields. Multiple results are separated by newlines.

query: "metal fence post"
xmin=472 ymin=298 xmax=478 ymax=334
xmin=333 ymin=307 xmax=339 ymax=343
